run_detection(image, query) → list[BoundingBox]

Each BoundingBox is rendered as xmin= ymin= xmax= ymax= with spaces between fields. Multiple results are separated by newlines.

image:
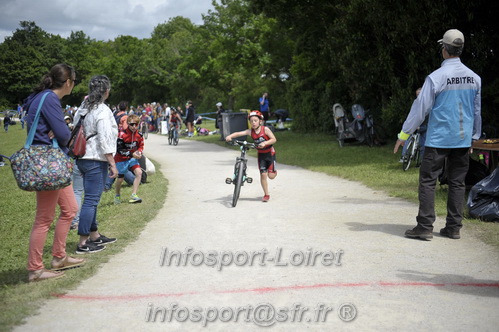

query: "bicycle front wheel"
xmin=402 ymin=136 xmax=415 ymax=171
xmin=232 ymin=161 xmax=244 ymax=207
xmin=144 ymin=125 xmax=149 ymax=139
xmin=173 ymin=130 xmax=179 ymax=146
xmin=168 ymin=130 xmax=173 ymax=145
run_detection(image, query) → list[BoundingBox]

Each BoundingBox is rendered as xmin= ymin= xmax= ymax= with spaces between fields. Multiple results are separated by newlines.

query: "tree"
xmin=252 ymin=0 xmax=499 ymax=134
xmin=0 ymin=21 xmax=54 ymax=105
xmin=199 ymin=0 xmax=291 ymax=112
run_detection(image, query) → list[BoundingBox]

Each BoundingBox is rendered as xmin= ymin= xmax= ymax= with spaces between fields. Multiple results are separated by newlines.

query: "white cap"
xmin=438 ymin=29 xmax=464 ymax=47
xmin=216 ymin=102 xmax=222 ymax=107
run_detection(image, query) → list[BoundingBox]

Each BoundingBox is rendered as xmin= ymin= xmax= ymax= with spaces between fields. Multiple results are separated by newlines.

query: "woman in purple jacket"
xmin=24 ymin=64 xmax=85 ymax=282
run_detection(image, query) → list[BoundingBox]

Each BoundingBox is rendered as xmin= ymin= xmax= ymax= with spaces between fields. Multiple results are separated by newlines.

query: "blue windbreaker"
xmin=400 ymin=58 xmax=481 ymax=148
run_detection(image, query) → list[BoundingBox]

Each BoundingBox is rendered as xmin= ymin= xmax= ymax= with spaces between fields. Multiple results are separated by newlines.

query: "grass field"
xmin=0 ymin=118 xmax=497 ymax=331
xmin=0 ymin=126 xmax=168 ymax=331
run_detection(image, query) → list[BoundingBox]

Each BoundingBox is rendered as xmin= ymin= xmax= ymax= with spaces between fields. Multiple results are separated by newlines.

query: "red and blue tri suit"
xmin=251 ymin=126 xmax=276 ymax=174
xmin=170 ymin=114 xmax=181 ymax=129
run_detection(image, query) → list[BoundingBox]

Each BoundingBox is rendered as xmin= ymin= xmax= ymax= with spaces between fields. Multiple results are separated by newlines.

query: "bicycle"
xmin=225 ymin=140 xmax=256 ymax=207
xmin=168 ymin=123 xmax=180 ymax=146
xmin=402 ymin=129 xmax=422 ymax=171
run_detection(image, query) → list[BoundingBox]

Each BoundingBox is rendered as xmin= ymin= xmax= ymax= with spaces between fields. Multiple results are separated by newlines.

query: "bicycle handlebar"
xmin=228 ymin=140 xmax=256 ymax=149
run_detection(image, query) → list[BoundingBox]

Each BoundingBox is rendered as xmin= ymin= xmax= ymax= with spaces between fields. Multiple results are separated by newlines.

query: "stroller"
xmin=332 ymin=103 xmax=375 ymax=147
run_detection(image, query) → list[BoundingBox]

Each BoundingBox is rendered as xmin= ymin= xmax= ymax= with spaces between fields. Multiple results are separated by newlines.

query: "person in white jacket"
xmin=73 ymin=75 xmax=119 ymax=254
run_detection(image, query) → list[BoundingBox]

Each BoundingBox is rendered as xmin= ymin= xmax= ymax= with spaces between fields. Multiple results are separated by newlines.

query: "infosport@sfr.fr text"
xmin=145 ymin=302 xmax=358 ymax=327
xmin=158 ymin=247 xmax=344 ymax=270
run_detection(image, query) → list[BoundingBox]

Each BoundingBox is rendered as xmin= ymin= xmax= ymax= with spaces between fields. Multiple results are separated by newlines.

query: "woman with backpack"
xmin=73 ymin=75 xmax=119 ymax=254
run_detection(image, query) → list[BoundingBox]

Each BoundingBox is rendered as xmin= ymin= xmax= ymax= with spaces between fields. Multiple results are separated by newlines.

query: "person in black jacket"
xmin=185 ymin=100 xmax=195 ymax=137
xmin=4 ymin=113 xmax=11 ymax=132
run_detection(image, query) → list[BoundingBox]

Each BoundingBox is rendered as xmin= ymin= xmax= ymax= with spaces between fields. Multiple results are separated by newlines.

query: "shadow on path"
xmin=397 ymin=269 xmax=499 ymax=298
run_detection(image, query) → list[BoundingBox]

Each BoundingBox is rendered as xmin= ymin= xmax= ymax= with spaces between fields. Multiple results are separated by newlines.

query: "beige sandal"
xmin=28 ymin=269 xmax=65 ymax=282
xmin=51 ymin=256 xmax=86 ymax=271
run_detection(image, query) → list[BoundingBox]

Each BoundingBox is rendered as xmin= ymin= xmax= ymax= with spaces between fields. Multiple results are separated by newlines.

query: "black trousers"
xmin=416 ymin=147 xmax=469 ymax=231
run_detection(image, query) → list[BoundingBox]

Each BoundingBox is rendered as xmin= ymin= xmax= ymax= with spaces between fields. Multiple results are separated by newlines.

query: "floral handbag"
xmin=9 ymin=92 xmax=73 ymax=191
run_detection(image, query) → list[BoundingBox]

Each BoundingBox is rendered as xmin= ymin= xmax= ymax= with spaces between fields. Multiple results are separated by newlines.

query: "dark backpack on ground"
xmin=138 ymin=155 xmax=148 ymax=184
xmin=439 ymin=157 xmax=490 ymax=187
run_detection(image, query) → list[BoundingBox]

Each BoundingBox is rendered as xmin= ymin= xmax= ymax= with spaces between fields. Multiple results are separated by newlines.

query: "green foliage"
xmin=0 ymin=1 xmax=498 ymax=133
xmin=252 ymin=0 xmax=499 ymax=134
xmin=0 ymin=22 xmax=53 ymax=104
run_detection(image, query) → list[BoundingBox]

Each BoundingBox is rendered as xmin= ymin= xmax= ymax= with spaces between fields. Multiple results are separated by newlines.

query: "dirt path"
xmin=15 ymin=134 xmax=499 ymax=331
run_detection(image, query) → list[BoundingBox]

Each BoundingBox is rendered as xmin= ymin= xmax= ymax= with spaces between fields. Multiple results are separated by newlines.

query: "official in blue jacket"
xmin=394 ymin=29 xmax=482 ymax=241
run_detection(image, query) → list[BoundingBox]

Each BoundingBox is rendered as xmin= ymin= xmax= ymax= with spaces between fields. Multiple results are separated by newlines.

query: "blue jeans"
xmin=105 ymin=170 xmax=135 ymax=190
xmin=76 ymin=159 xmax=108 ymax=236
xmin=72 ymin=164 xmax=84 ymax=226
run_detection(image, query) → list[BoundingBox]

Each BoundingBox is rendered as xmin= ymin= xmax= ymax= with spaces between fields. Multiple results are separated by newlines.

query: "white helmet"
xmin=216 ymin=102 xmax=222 ymax=107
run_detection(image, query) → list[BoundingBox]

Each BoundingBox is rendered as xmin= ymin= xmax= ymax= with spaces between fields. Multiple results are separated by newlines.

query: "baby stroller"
xmin=332 ymin=103 xmax=375 ymax=147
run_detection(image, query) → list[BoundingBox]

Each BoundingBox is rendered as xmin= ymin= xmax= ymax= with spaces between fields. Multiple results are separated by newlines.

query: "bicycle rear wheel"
xmin=232 ymin=161 xmax=244 ymax=207
xmin=414 ymin=146 xmax=422 ymax=167
xmin=402 ymin=136 xmax=415 ymax=171
xmin=168 ymin=129 xmax=173 ymax=145
xmin=365 ymin=126 xmax=375 ymax=147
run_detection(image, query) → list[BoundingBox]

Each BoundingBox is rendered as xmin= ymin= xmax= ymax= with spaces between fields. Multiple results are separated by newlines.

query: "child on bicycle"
xmin=139 ymin=110 xmax=149 ymax=134
xmin=169 ymin=108 xmax=182 ymax=131
xmin=225 ymin=110 xmax=277 ymax=202
xmin=114 ymin=114 xmax=144 ymax=204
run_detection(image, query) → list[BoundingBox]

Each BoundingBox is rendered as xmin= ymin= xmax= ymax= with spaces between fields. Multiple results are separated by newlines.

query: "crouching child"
xmin=114 ymin=114 xmax=144 ymax=204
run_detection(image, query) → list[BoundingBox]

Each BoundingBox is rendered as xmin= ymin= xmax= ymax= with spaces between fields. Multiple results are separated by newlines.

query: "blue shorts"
xmin=116 ymin=159 xmax=140 ymax=176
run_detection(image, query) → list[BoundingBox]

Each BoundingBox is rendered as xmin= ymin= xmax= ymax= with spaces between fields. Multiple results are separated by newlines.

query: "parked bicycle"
xmin=168 ymin=123 xmax=180 ymax=146
xmin=401 ymin=129 xmax=422 ymax=171
xmin=225 ymin=140 xmax=255 ymax=207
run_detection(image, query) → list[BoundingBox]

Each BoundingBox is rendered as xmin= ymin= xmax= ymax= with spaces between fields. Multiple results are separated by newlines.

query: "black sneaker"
xmin=76 ymin=242 xmax=106 ymax=254
xmin=405 ymin=227 xmax=433 ymax=240
xmin=87 ymin=234 xmax=117 ymax=246
xmin=440 ymin=227 xmax=460 ymax=239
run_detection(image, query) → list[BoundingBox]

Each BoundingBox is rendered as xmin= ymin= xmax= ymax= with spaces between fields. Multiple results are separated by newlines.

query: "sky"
xmin=0 ymin=0 xmax=215 ymax=42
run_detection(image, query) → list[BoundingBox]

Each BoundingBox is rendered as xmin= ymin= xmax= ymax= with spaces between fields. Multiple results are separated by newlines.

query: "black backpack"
xmin=439 ymin=157 xmax=489 ymax=187
xmin=138 ymin=155 xmax=148 ymax=184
